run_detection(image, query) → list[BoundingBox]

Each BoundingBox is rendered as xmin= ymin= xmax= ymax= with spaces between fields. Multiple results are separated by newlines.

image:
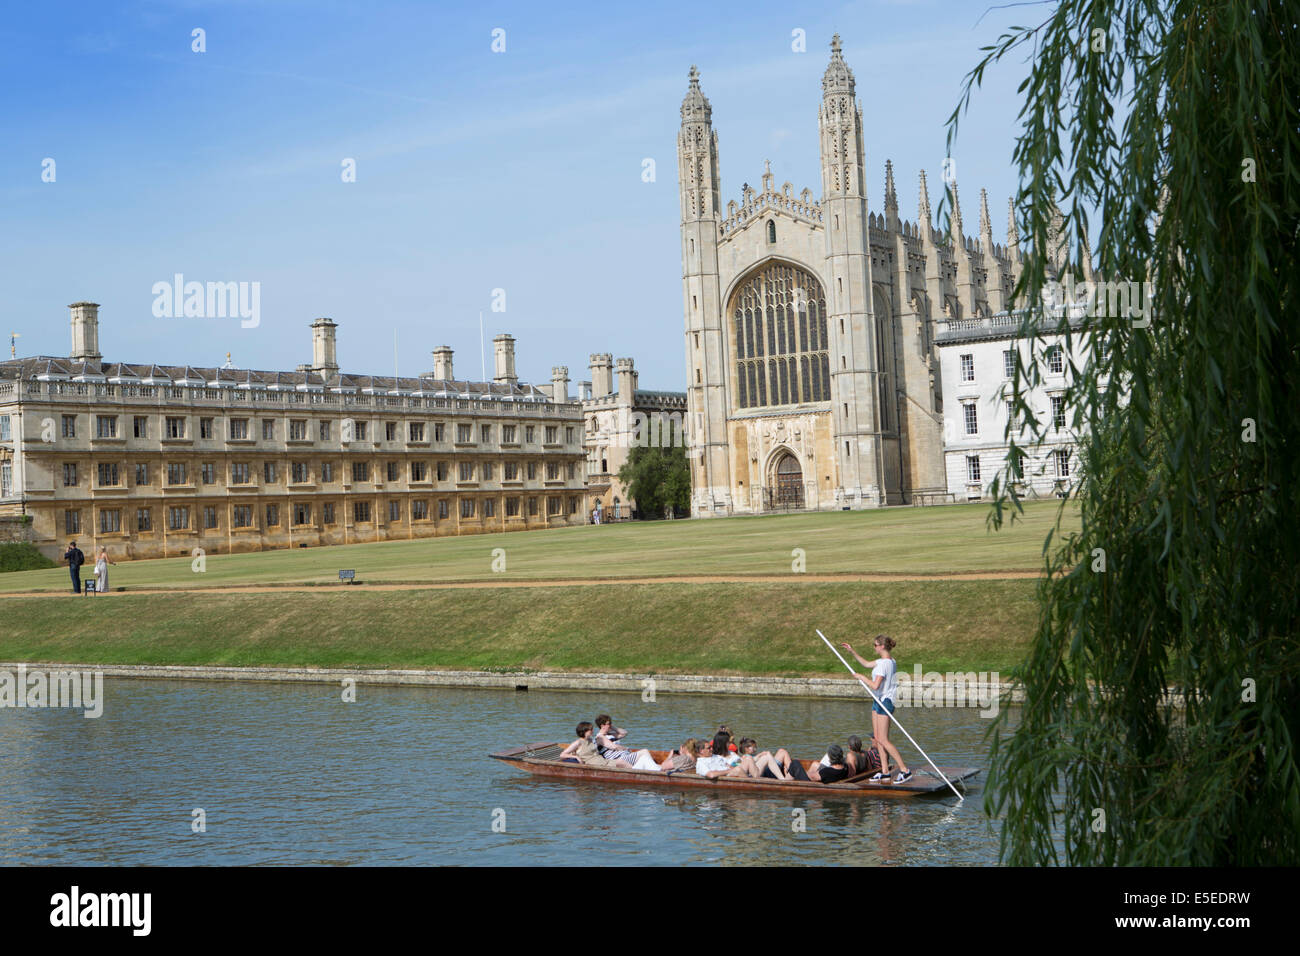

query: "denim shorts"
xmin=872 ymin=698 xmax=895 ymax=716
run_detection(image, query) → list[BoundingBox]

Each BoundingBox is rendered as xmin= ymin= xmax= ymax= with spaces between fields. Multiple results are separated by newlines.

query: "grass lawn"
xmin=0 ymin=580 xmax=1038 ymax=675
xmin=0 ymin=499 xmax=1076 ymax=593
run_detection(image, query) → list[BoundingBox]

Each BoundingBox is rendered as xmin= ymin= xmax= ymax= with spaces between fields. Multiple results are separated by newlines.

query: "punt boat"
xmin=490 ymin=743 xmax=979 ymax=798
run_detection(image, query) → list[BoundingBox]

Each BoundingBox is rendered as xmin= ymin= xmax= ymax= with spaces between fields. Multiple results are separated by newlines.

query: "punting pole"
xmin=816 ymin=629 xmax=964 ymax=801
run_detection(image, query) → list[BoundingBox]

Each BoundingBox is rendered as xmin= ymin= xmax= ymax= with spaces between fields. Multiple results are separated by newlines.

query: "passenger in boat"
xmin=694 ymin=735 xmax=745 ymax=779
xmin=734 ymin=738 xmax=792 ymax=780
xmin=845 ymin=735 xmax=880 ymax=776
xmin=761 ymin=746 xmax=812 ymax=781
xmin=660 ymin=738 xmax=698 ymax=772
xmin=708 ymin=725 xmax=740 ymax=764
xmin=593 ymin=715 xmax=660 ymax=771
xmin=806 ymin=744 xmax=850 ymax=783
xmin=842 ymin=637 xmax=913 ymax=784
xmin=817 ymin=734 xmax=879 ymax=776
xmin=558 ymin=721 xmax=634 ymax=768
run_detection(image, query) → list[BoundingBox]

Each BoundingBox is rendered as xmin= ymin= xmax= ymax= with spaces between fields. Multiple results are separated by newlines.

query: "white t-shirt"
xmin=872 ymin=657 xmax=898 ymax=703
xmin=696 ymin=755 xmax=732 ymax=775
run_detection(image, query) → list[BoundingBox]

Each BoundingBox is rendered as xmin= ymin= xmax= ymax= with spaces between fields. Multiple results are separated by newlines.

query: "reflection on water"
xmin=0 ymin=678 xmax=1013 ymax=865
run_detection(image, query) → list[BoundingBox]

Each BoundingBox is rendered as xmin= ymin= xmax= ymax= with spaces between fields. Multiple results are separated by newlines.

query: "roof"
xmin=0 ymin=356 xmax=553 ymax=400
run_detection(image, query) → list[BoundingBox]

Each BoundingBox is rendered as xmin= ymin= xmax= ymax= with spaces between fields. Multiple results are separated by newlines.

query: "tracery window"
xmin=731 ymin=262 xmax=829 ymax=409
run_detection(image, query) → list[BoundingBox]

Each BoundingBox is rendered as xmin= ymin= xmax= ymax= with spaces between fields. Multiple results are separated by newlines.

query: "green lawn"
xmin=0 ymin=499 xmax=1076 ymax=593
xmin=0 ymin=580 xmax=1038 ymax=675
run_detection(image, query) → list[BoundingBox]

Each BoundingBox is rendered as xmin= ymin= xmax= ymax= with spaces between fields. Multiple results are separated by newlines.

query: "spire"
xmin=950 ymin=180 xmax=963 ymax=239
xmin=918 ymin=169 xmax=932 ymax=233
xmin=1006 ymin=197 xmax=1021 ymax=261
xmin=680 ymin=65 xmax=711 ymax=125
xmin=822 ymin=34 xmax=855 ymax=96
xmin=762 ymin=159 xmax=774 ymax=193
xmin=1048 ymin=201 xmax=1066 ymax=271
xmin=884 ymin=160 xmax=899 ymax=227
xmin=979 ymin=188 xmax=993 ymax=247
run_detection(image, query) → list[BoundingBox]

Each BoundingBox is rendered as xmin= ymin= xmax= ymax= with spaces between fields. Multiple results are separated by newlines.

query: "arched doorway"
xmin=772 ymin=453 xmax=805 ymax=510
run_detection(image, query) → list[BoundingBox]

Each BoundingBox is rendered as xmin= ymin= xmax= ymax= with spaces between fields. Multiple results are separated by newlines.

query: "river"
xmin=0 ymin=677 xmax=1016 ymax=865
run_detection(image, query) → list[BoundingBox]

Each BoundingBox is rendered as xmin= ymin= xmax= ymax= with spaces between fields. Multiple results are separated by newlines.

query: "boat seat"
xmin=527 ymin=744 xmax=567 ymax=760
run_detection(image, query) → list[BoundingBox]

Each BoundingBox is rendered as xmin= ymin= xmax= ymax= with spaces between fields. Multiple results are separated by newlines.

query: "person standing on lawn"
xmin=64 ymin=540 xmax=85 ymax=594
xmin=94 ymin=548 xmax=115 ymax=593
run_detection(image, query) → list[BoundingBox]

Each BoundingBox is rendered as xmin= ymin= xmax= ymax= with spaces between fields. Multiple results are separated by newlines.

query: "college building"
xmin=578 ymin=354 xmax=687 ymax=520
xmin=0 ymin=303 xmax=588 ymax=559
xmin=677 ymin=35 xmax=1095 ymax=514
xmin=935 ymin=306 xmax=1095 ymax=501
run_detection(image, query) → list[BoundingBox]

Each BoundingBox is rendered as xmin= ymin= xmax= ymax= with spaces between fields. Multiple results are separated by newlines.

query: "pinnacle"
xmin=681 ymin=65 xmax=712 ymax=124
xmin=822 ymin=33 xmax=854 ymax=95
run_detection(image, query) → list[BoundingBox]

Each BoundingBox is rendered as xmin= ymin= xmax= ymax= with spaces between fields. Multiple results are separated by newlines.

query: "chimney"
xmin=311 ymin=317 xmax=338 ymax=374
xmin=493 ymin=333 xmax=517 ymax=384
xmin=589 ymin=353 xmax=614 ymax=398
xmin=69 ymin=302 xmax=101 ymax=362
xmin=550 ymin=365 xmax=570 ymax=403
xmin=432 ymin=345 xmax=454 ymax=381
xmin=615 ymin=357 xmax=638 ymax=404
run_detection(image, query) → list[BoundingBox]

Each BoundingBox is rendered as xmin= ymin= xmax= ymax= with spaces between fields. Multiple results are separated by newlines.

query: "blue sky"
xmin=0 ymin=0 xmax=1032 ymax=389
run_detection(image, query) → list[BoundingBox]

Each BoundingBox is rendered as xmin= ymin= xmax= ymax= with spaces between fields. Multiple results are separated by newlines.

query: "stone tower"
xmin=69 ymin=302 xmax=102 ymax=363
xmin=311 ymin=317 xmax=339 ymax=375
xmin=677 ymin=66 xmax=731 ymax=515
xmin=493 ymin=333 xmax=517 ymax=385
xmin=818 ymin=35 xmax=892 ymax=506
xmin=432 ymin=345 xmax=454 ymax=381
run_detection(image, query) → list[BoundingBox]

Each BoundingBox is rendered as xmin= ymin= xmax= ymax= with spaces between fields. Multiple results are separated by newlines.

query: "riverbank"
xmin=0 ymin=659 xmax=1019 ymax=703
xmin=0 ymin=579 xmax=1038 ymax=675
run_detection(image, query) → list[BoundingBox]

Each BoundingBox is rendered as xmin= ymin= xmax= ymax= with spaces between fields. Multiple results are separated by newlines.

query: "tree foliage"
xmin=617 ymin=445 xmax=691 ymax=519
xmin=950 ymin=1 xmax=1300 ymax=864
xmin=0 ymin=542 xmax=57 ymax=573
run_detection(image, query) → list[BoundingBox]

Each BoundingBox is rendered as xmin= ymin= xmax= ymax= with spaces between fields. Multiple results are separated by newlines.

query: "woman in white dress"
xmin=94 ymin=548 xmax=115 ymax=592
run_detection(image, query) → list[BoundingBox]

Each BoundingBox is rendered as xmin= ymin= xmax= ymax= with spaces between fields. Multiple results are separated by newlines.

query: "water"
xmin=0 ymin=678 xmax=1010 ymax=865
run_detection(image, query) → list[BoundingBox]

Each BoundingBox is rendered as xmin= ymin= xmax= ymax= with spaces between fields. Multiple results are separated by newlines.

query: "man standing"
xmin=64 ymin=540 xmax=85 ymax=594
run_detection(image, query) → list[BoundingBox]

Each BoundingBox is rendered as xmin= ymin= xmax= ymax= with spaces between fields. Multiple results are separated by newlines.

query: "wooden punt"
xmin=490 ymin=743 xmax=979 ymax=798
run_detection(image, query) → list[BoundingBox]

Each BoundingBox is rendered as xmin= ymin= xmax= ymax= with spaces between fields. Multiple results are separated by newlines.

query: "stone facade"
xmin=0 ymin=305 xmax=588 ymax=560
xmin=577 ymin=355 xmax=687 ymax=519
xmin=936 ymin=309 xmax=1095 ymax=501
xmin=679 ymin=36 xmax=1034 ymax=515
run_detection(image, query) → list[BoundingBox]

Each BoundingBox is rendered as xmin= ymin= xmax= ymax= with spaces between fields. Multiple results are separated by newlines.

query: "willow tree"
xmin=949 ymin=2 xmax=1299 ymax=864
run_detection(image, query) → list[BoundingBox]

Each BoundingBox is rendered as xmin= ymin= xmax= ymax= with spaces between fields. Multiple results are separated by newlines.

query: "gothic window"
xmin=767 ymin=219 xmax=776 ymax=244
xmin=729 ymin=262 xmax=829 ymax=410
